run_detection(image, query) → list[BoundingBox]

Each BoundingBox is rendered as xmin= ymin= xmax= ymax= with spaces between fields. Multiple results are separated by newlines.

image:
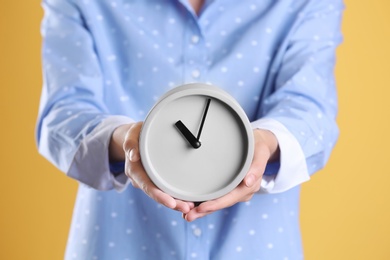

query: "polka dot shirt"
xmin=37 ymin=0 xmax=343 ymax=259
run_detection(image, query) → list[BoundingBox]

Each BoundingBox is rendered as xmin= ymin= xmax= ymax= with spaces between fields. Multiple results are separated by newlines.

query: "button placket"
xmin=191 ymin=69 xmax=201 ymax=79
xmin=183 ymin=19 xmax=206 ymax=82
xmin=185 ymin=222 xmax=207 ymax=260
xmin=191 ymin=35 xmax=200 ymax=44
xmin=193 ymin=227 xmax=202 ymax=237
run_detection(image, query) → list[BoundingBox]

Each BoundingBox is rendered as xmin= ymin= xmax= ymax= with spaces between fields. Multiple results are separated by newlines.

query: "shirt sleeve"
xmin=36 ymin=0 xmax=132 ymax=191
xmin=253 ymin=0 xmax=344 ymax=193
xmin=68 ymin=116 xmax=134 ymax=191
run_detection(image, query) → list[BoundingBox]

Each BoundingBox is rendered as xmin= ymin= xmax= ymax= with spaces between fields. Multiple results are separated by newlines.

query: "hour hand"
xmin=175 ymin=120 xmax=201 ymax=149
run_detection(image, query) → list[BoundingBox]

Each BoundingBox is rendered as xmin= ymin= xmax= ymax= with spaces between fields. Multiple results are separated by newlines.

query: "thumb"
xmin=128 ymin=147 xmax=140 ymax=162
xmin=123 ymin=122 xmax=143 ymax=162
xmin=244 ymin=143 xmax=270 ymax=187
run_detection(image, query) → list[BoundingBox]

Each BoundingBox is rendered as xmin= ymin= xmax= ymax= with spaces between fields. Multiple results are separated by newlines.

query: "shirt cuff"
xmin=67 ymin=115 xmax=134 ymax=192
xmin=251 ymin=118 xmax=310 ymax=193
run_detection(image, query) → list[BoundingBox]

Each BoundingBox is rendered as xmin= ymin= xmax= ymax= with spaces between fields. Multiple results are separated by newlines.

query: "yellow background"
xmin=1 ymin=0 xmax=389 ymax=259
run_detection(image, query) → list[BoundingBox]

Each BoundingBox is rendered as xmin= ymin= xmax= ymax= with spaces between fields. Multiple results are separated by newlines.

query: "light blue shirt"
xmin=37 ymin=0 xmax=343 ymax=259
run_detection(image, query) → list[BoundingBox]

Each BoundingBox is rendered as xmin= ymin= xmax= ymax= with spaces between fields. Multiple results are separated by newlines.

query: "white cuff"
xmin=68 ymin=115 xmax=134 ymax=192
xmin=251 ymin=118 xmax=310 ymax=193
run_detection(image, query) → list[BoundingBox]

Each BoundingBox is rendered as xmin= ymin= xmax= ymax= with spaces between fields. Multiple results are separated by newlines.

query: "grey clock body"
xmin=139 ymin=83 xmax=254 ymax=202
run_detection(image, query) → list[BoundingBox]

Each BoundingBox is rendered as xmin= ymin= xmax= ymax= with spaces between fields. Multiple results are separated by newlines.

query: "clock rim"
xmin=139 ymin=83 xmax=254 ymax=202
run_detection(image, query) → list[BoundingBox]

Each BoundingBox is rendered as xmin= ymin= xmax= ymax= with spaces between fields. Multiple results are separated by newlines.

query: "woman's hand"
xmin=109 ymin=122 xmax=195 ymax=214
xmin=182 ymin=129 xmax=280 ymax=222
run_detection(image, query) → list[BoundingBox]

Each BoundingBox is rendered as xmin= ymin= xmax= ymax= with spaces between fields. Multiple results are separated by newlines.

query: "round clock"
xmin=139 ymin=83 xmax=254 ymax=202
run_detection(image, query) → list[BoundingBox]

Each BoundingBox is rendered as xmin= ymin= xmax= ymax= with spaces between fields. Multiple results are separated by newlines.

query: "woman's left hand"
xmin=183 ymin=129 xmax=279 ymax=222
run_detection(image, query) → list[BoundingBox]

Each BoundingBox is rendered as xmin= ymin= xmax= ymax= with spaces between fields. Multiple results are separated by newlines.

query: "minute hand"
xmin=196 ymin=98 xmax=211 ymax=141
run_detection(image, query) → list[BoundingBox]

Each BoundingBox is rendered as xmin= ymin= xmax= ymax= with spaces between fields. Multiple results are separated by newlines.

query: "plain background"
xmin=1 ymin=0 xmax=389 ymax=259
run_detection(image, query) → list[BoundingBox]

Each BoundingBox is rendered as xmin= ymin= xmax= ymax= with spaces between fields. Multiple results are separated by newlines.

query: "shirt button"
xmin=191 ymin=35 xmax=200 ymax=44
xmin=193 ymin=228 xmax=202 ymax=237
xmin=191 ymin=69 xmax=200 ymax=79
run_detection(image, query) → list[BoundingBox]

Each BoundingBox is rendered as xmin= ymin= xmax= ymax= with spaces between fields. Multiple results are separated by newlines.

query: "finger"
xmin=129 ymin=179 xmax=140 ymax=189
xmin=122 ymin=121 xmax=194 ymax=212
xmin=184 ymin=194 xmax=240 ymax=221
xmin=123 ymin=122 xmax=194 ymax=213
xmin=174 ymin=200 xmax=195 ymax=214
xmin=127 ymin=159 xmax=177 ymax=209
xmin=184 ymin=180 xmax=263 ymax=222
xmin=146 ymin=187 xmax=196 ymax=214
xmin=183 ymin=209 xmax=210 ymax=222
xmin=147 ymin=186 xmax=178 ymax=209
xmin=148 ymin=187 xmax=196 ymax=213
xmin=129 ymin=160 xmax=194 ymax=213
xmin=184 ymin=187 xmax=244 ymax=222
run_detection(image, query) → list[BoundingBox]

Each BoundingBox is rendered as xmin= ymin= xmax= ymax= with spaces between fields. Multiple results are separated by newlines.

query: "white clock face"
xmin=140 ymin=84 xmax=254 ymax=202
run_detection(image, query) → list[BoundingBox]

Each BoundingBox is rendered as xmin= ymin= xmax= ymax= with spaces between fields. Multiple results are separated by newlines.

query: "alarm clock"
xmin=139 ymin=83 xmax=254 ymax=202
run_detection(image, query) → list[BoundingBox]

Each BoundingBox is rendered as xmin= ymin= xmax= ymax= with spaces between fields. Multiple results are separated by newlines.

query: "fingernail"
xmin=246 ymin=174 xmax=255 ymax=187
xmin=129 ymin=149 xmax=138 ymax=162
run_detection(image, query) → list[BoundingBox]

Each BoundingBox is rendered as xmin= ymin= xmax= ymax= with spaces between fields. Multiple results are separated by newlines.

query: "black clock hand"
xmin=175 ymin=120 xmax=201 ymax=149
xmin=196 ymin=98 xmax=211 ymax=141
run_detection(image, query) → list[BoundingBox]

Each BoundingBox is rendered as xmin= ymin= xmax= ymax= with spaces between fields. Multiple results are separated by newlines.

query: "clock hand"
xmin=175 ymin=120 xmax=201 ymax=149
xmin=196 ymin=98 xmax=211 ymax=141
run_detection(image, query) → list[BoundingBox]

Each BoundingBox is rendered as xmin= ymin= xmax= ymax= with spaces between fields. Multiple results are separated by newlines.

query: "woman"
xmin=36 ymin=0 xmax=343 ymax=259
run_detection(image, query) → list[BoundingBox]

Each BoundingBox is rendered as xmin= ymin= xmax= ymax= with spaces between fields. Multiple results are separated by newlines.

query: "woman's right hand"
xmin=109 ymin=122 xmax=195 ymax=214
